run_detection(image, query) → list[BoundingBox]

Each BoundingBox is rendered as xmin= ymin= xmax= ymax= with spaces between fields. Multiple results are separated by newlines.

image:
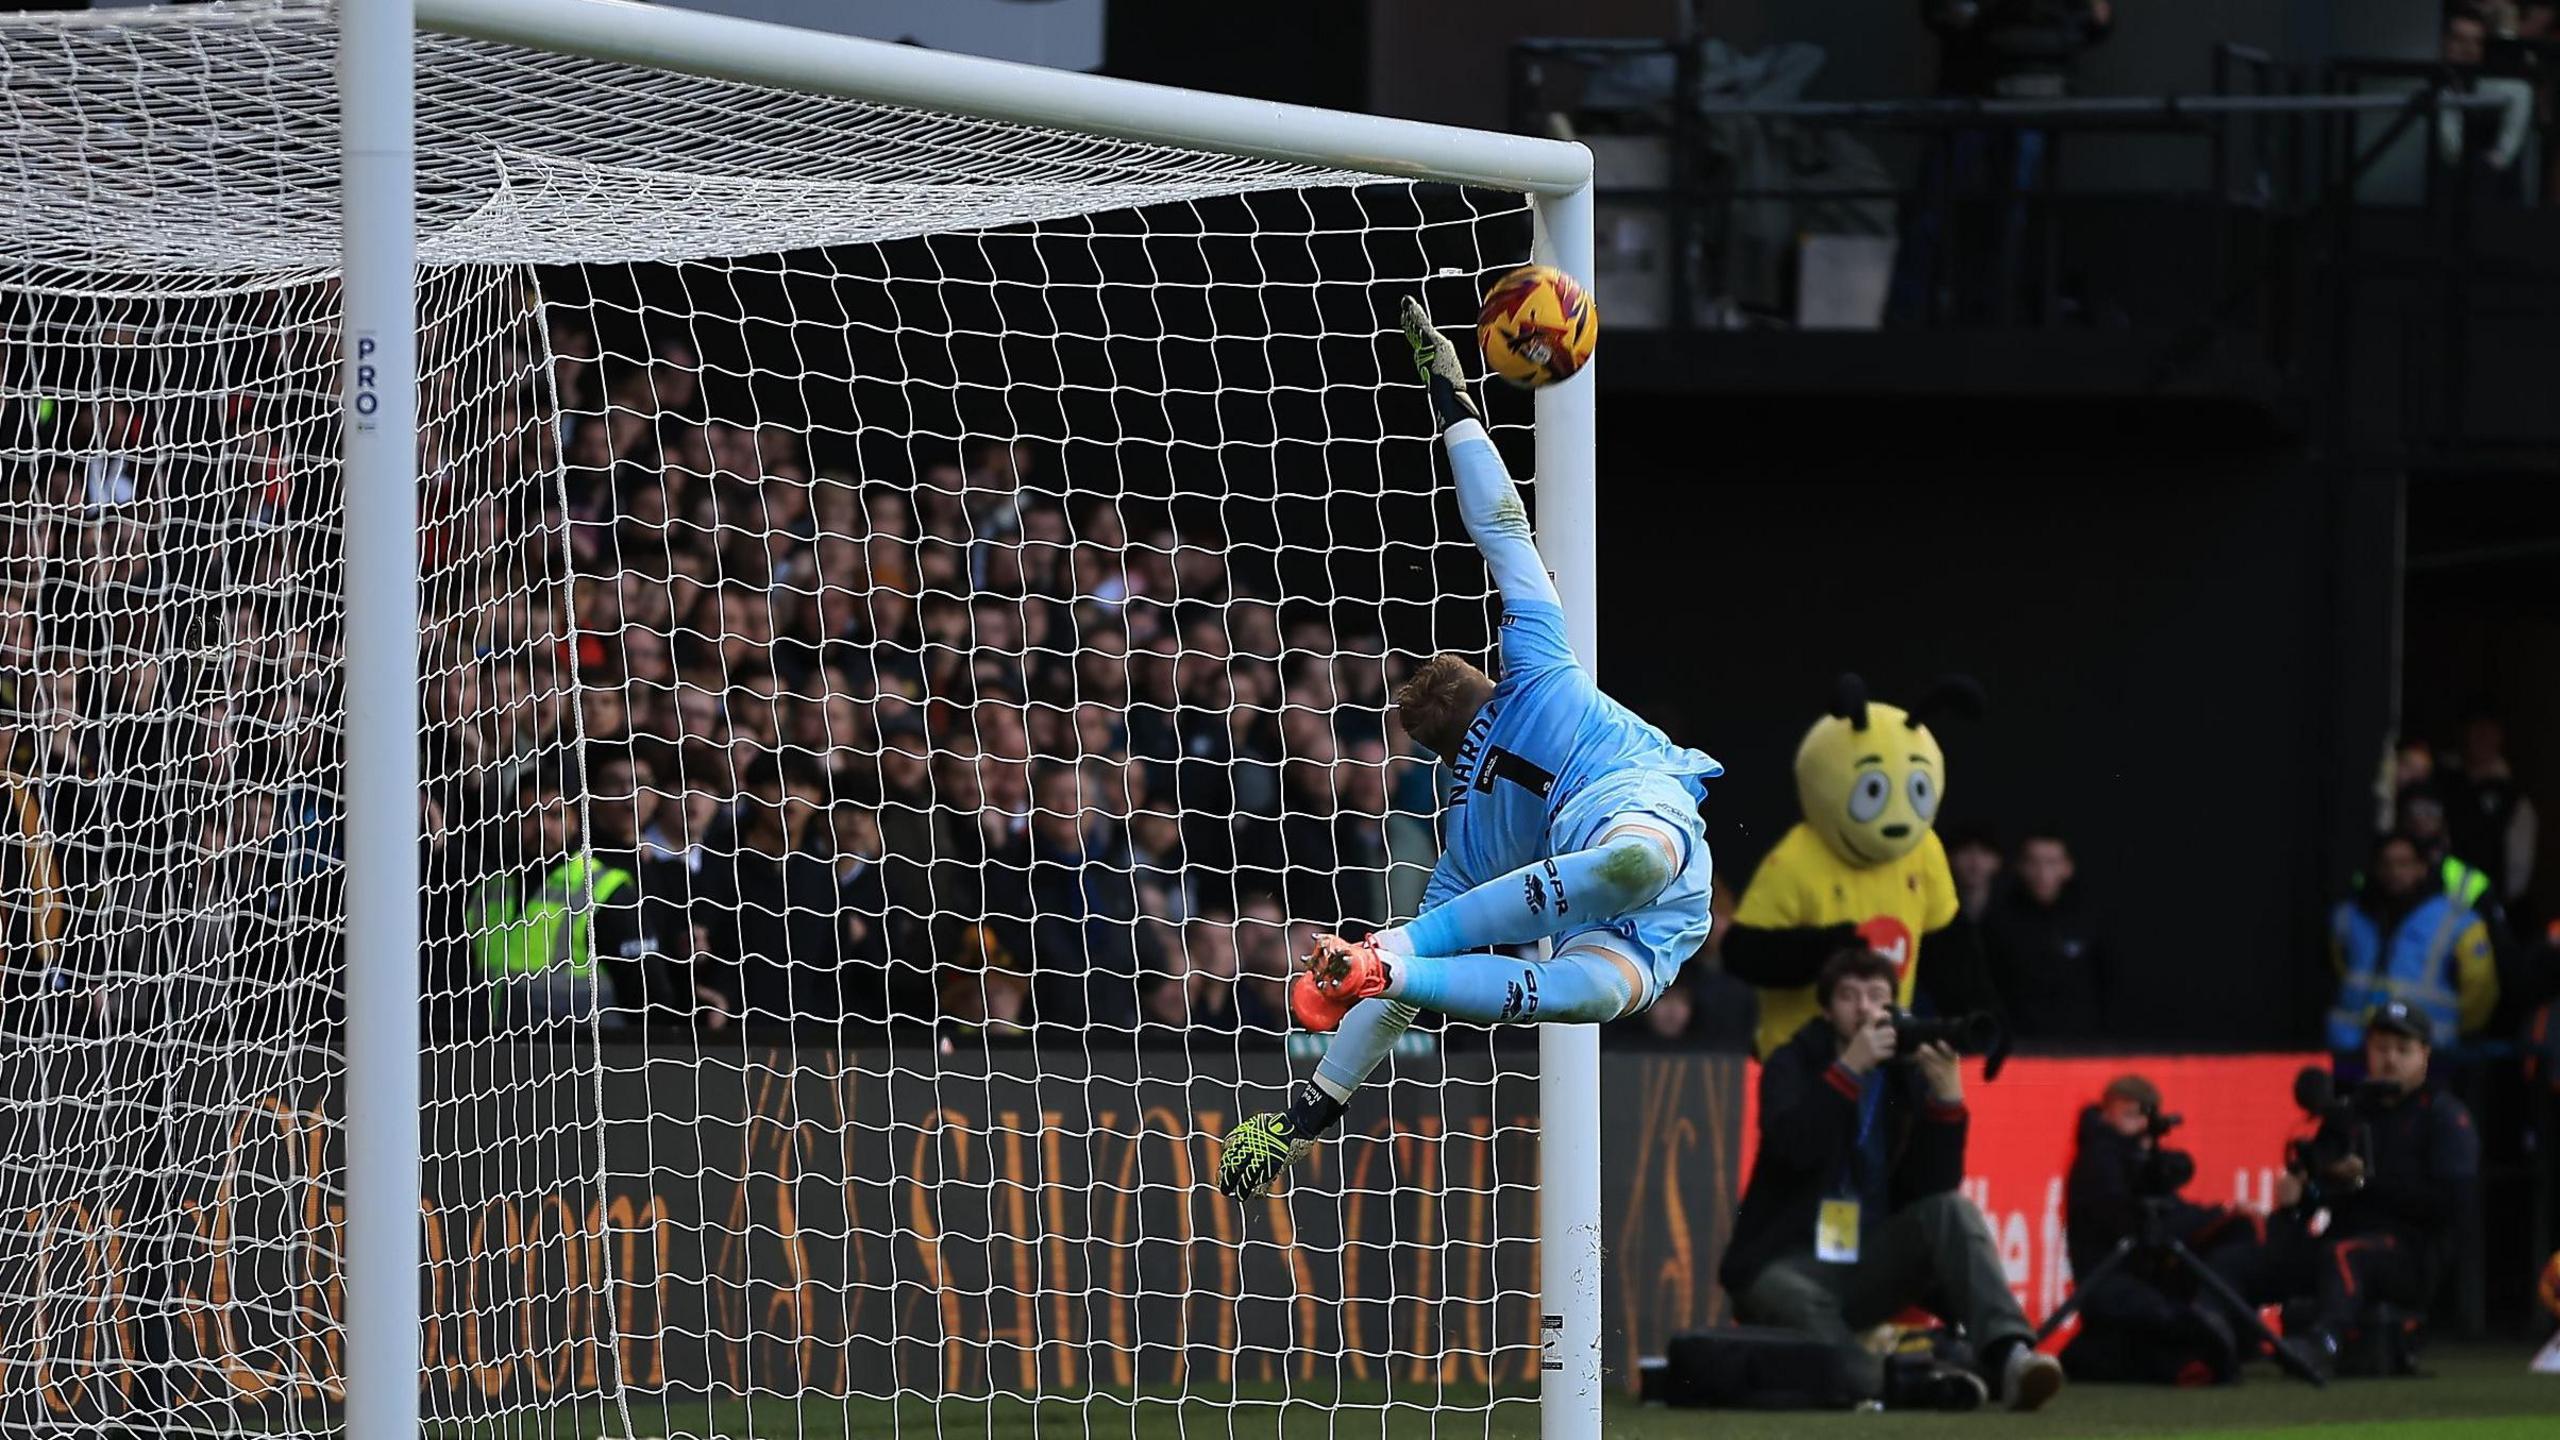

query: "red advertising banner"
xmin=1738 ymin=1052 xmax=2326 ymax=1329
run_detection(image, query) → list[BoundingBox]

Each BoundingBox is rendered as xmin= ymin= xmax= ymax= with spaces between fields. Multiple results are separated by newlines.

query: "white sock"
xmin=1379 ymin=956 xmax=1412 ymax=1000
xmin=1370 ymin=927 xmax=1416 ymax=998
xmin=1444 ymin=418 xmax=1489 ymax=449
xmin=1311 ymin=1072 xmax=1353 ymax=1104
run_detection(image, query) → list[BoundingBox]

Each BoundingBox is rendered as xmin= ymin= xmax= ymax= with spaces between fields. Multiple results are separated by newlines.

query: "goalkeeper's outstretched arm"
xmin=1401 ymin=297 xmax=1564 ymax=619
xmin=1445 ymin=422 xmax=1562 ymax=616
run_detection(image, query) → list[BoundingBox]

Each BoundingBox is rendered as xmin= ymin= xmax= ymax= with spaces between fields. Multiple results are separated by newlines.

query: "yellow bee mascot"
xmin=1724 ymin=674 xmax=1999 ymax=1058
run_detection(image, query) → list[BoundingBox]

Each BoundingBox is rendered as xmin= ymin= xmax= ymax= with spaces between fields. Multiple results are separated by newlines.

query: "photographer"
xmin=2059 ymin=1076 xmax=2262 ymax=1383
xmin=2271 ymin=1002 xmax=2480 ymax=1373
xmin=1722 ymin=949 xmax=2064 ymax=1412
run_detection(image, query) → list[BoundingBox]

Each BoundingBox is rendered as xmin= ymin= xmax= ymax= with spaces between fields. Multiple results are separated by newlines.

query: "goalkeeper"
xmin=1221 ymin=299 xmax=1721 ymax=1200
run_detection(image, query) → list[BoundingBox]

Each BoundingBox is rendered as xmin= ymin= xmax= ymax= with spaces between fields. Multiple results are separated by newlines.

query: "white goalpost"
xmin=0 ymin=0 xmax=1600 ymax=1436
xmin=340 ymin=10 xmax=420 ymax=1440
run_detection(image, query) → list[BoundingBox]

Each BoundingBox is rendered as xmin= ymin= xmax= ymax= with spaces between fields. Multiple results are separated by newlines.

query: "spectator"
xmin=586 ymin=750 xmax=728 ymax=1031
xmin=728 ymin=769 xmax=849 ymax=1027
xmin=938 ymin=915 xmax=1033 ymax=1040
xmin=798 ymin=661 xmax=872 ymax=762
xmin=963 ymin=439 xmax=1036 ymax=592
xmin=1981 ymin=829 xmax=2111 ymax=1041
xmin=1228 ymin=648 xmax=1285 ymax=824
xmin=1941 ymin=819 xmax=2003 ymax=1012
xmin=1171 ymin=915 xmax=1243 ymax=1034
xmin=2395 ymin=737 xmax=2437 ymax=794
xmin=1265 ymin=727 xmax=1343 ymax=921
xmin=869 ymin=710 xmax=945 ymax=904
xmin=930 ymin=738 xmax=1020 ymax=1000
xmin=148 ymin=805 xmax=297 ymax=1042
xmin=1721 ymin=948 xmax=2062 ymax=1411
xmin=579 ymin=682 xmax=633 ymax=762
xmin=638 ymin=759 xmax=743 ymax=997
xmin=471 ymin=771 xmax=658 ymax=1033
xmin=2533 ymin=2 xmax=2560 ymax=200
xmin=1232 ymin=893 xmax=1296 ymax=1033
xmin=1125 ymin=800 xmax=1192 ymax=923
xmin=1 ymin=747 xmax=66 ymax=1037
xmin=1169 ymin=522 xmax=1232 ymax=623
xmin=549 ymin=323 xmax=599 ymax=456
xmin=1946 ymin=819 xmax=2003 ymax=919
xmin=1383 ymin=720 xmax=1441 ymax=922
xmin=2439 ymin=4 xmax=2536 ymax=203
xmin=1019 ymin=502 xmax=1079 ymax=606
xmin=2392 ymin=781 xmax=2503 ymax=925
xmin=646 ymin=339 xmax=703 ymax=422
xmin=2444 ymin=713 xmax=2538 ymax=911
xmin=79 ymin=397 xmax=146 ymax=512
xmin=1138 ymin=966 xmax=1191 ymax=1031
xmin=2446 ymin=5 xmax=2490 ymax=65
xmin=1022 ymin=761 xmax=1157 ymax=1030
xmin=820 ymin=809 xmax=889 ymax=1007
xmin=2328 ymin=832 xmax=2498 ymax=1060
xmin=276 ymin=698 xmax=341 ymax=888
xmin=1167 ymin=622 xmax=1242 ymax=870
xmin=1328 ymin=738 xmax=1395 ymax=927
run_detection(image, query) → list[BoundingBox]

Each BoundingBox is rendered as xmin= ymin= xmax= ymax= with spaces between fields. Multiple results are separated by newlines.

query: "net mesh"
xmin=0 ymin=2 xmax=1549 ymax=1434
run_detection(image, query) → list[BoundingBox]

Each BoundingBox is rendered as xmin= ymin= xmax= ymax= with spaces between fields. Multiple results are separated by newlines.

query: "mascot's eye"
xmin=1848 ymin=771 xmax=1890 ymax=823
xmin=1907 ymin=770 xmax=1939 ymax=821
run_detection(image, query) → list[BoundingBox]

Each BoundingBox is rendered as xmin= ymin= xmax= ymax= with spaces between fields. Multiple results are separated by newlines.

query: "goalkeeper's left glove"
xmin=1401 ymin=296 xmax=1480 ymax=431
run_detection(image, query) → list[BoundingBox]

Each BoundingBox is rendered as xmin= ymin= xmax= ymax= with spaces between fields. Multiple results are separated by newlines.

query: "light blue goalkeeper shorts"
xmin=1547 ymin=768 xmax=1714 ymax=1004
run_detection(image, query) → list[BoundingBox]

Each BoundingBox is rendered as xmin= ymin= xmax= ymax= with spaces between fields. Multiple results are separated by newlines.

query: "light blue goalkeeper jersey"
xmin=1423 ymin=568 xmax=1721 ymax=911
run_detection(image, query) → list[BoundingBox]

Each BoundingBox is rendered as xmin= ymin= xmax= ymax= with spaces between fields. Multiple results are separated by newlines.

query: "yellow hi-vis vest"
xmin=2441 ymin=855 xmax=2491 ymax=912
xmin=473 ymin=855 xmax=631 ymax=979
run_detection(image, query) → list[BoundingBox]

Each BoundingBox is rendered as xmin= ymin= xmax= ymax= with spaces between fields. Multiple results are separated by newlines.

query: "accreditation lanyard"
xmin=1816 ymin=1073 xmax=1884 ymax=1264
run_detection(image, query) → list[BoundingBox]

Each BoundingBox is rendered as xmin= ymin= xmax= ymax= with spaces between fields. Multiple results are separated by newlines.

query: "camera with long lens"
xmin=1887 ymin=1007 xmax=2000 ymax=1055
xmin=1884 ymin=1007 xmax=2010 ymax=1081
xmin=2137 ymin=1110 xmax=2197 ymax=1197
xmin=2282 ymin=1066 xmax=2377 ymax=1210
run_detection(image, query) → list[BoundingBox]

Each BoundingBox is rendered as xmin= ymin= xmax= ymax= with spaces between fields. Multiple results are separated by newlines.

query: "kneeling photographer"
xmin=2057 ymin=1076 xmax=2266 ymax=1384
xmin=1721 ymin=949 xmax=2062 ymax=1412
xmin=2266 ymin=1001 xmax=2479 ymax=1375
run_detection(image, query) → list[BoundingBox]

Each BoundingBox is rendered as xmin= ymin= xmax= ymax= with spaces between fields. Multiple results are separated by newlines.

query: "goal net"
xmin=0 ymin=2 xmax=1574 ymax=1434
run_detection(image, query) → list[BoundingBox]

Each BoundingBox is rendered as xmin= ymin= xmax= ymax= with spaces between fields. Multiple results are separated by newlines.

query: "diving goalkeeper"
xmin=1220 ymin=299 xmax=1721 ymax=1201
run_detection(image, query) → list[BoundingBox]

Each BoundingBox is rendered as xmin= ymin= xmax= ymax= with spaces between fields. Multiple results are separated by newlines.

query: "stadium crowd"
xmin=6 ymin=312 xmax=2556 ymax=1055
xmin=1 ymin=313 xmax=2552 ymax=1058
xmin=2 ymin=316 xmax=1457 ymax=1045
xmin=445 ymin=321 xmax=1480 ymax=1040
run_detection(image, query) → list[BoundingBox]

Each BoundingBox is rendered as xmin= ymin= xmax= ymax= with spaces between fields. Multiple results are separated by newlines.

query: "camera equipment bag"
xmin=1649 ymin=1327 xmax=1867 ymax=1409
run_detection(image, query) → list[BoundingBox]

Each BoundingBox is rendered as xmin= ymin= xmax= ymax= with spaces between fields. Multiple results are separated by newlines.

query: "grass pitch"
xmin=442 ymin=1342 xmax=2555 ymax=1439
xmin=1611 ymin=1343 xmax=2557 ymax=1440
